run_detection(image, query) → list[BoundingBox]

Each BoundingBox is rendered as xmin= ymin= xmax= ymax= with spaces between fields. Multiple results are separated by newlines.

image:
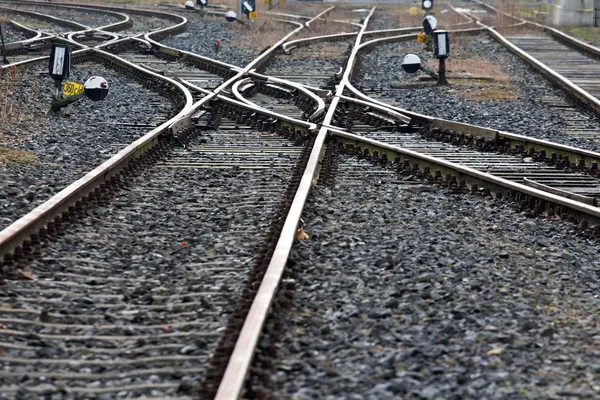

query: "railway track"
xmin=1 ymin=1 xmax=600 ymax=399
xmin=0 ymin=118 xmax=309 ymax=399
xmin=458 ymin=0 xmax=600 ymax=115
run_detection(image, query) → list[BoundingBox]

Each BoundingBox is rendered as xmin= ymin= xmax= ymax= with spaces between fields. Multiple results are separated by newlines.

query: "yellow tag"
xmin=249 ymin=11 xmax=258 ymax=19
xmin=417 ymin=33 xmax=428 ymax=44
xmin=409 ymin=6 xmax=418 ymax=16
xmin=62 ymin=81 xmax=84 ymax=97
xmin=264 ymin=0 xmax=270 ymax=3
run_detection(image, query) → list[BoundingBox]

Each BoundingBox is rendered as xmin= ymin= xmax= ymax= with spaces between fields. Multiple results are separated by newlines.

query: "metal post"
xmin=237 ymin=0 xmax=244 ymax=23
xmin=0 ymin=25 xmax=8 ymax=64
xmin=437 ymin=57 xmax=448 ymax=86
xmin=595 ymin=0 xmax=599 ymax=27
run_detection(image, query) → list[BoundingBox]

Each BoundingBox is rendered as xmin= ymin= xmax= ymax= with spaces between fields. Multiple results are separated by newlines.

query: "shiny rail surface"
xmin=3 ymin=1 xmax=600 ymax=398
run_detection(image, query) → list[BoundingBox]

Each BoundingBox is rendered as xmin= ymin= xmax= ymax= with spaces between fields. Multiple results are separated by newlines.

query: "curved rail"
xmin=2 ymin=20 xmax=44 ymax=51
xmin=329 ymin=128 xmax=600 ymax=225
xmin=213 ymin=6 xmax=378 ymax=400
xmin=0 ymin=46 xmax=193 ymax=258
xmin=305 ymin=6 xmax=336 ymax=29
xmin=0 ymin=1 xmax=331 ymax=262
xmin=0 ymin=5 xmax=89 ymax=31
xmin=283 ymin=31 xmax=357 ymax=53
xmin=231 ymin=75 xmax=325 ymax=122
xmin=458 ymin=0 xmax=600 ymax=114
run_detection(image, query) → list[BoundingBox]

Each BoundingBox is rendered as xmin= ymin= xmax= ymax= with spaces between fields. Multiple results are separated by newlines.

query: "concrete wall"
xmin=550 ymin=0 xmax=594 ymax=26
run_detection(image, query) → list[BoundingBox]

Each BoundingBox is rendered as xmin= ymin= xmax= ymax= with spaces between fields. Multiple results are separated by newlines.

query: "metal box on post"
xmin=48 ymin=44 xmax=72 ymax=80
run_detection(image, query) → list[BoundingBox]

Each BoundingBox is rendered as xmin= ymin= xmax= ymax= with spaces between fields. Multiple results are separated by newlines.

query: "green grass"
xmin=563 ymin=27 xmax=600 ymax=46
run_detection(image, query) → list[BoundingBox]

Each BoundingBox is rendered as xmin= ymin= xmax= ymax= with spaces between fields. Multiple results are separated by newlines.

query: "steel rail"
xmin=0 ymin=36 xmax=85 ymax=70
xmin=327 ymin=128 xmax=600 ymax=225
xmin=176 ymin=17 xmax=308 ymax=124
xmin=335 ymin=15 xmax=600 ymax=171
xmin=345 ymin=74 xmax=600 ymax=171
xmin=485 ymin=27 xmax=600 ymax=114
xmin=282 ymin=31 xmax=357 ymax=53
xmin=230 ymin=77 xmax=273 ymax=111
xmin=6 ymin=0 xmax=188 ymax=44
xmin=358 ymin=26 xmax=486 ymax=51
xmin=186 ymin=80 xmax=318 ymax=132
xmin=213 ymin=6 xmax=377 ymax=400
xmin=0 ymin=4 xmax=332 ymax=259
xmin=0 ymin=5 xmax=89 ymax=31
xmin=231 ymin=77 xmax=324 ymax=122
xmin=67 ymin=30 xmax=120 ymax=47
xmin=482 ymin=0 xmax=600 ymax=55
xmin=337 ymin=94 xmax=411 ymax=124
xmin=265 ymin=11 xmax=311 ymax=21
xmin=459 ymin=0 xmax=600 ymax=113
xmin=305 ymin=6 xmax=336 ymax=29
xmin=246 ymin=69 xmax=326 ymax=120
xmin=0 ymin=46 xmax=193 ymax=258
xmin=2 ymin=20 xmax=44 ymax=50
xmin=283 ymin=14 xmax=479 ymax=54
xmin=3 ymin=3 xmax=134 ymax=33
xmin=248 ymin=69 xmax=332 ymax=99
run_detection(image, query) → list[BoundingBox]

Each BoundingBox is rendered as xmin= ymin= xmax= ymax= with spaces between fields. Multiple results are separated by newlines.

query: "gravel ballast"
xmin=354 ymin=33 xmax=600 ymax=152
xmin=0 ymin=128 xmax=304 ymax=399
xmin=259 ymin=156 xmax=600 ymax=399
xmin=0 ymin=62 xmax=177 ymax=230
xmin=160 ymin=14 xmax=288 ymax=68
xmin=265 ymin=40 xmax=353 ymax=89
xmin=0 ymin=18 xmax=28 ymax=42
xmin=10 ymin=3 xmax=123 ymax=28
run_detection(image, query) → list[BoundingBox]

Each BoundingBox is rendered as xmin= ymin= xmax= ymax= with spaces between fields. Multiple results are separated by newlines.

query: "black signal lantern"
xmin=242 ymin=0 xmax=255 ymax=16
xmin=49 ymin=44 xmax=71 ymax=80
xmin=433 ymin=30 xmax=449 ymax=59
xmin=422 ymin=0 xmax=433 ymax=11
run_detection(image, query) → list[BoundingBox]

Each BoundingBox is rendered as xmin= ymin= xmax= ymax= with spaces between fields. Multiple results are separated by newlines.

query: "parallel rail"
xmin=4 ymin=2 xmax=600 ymax=398
xmin=462 ymin=0 xmax=600 ymax=114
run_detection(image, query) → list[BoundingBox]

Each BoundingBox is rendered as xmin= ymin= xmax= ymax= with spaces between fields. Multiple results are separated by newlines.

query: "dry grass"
xmin=374 ymin=2 xmax=472 ymax=29
xmin=460 ymin=84 xmax=519 ymax=101
xmin=563 ymin=27 xmax=600 ymax=46
xmin=427 ymin=57 xmax=510 ymax=82
xmin=0 ymin=147 xmax=38 ymax=165
xmin=381 ymin=5 xmax=422 ymax=27
xmin=422 ymin=41 xmax=518 ymax=102
xmin=0 ymin=66 xmax=39 ymax=131
xmin=227 ymin=14 xmax=292 ymax=51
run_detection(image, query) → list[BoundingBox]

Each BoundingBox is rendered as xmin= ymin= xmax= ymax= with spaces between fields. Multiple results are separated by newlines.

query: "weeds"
xmin=0 ymin=66 xmax=38 ymax=130
xmin=427 ymin=57 xmax=510 ymax=82
xmin=227 ymin=15 xmax=291 ymax=50
xmin=0 ymin=147 xmax=38 ymax=165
